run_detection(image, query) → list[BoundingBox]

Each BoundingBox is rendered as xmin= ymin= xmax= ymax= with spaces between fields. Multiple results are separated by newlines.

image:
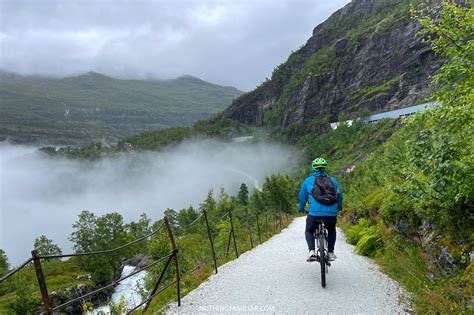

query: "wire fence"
xmin=0 ymin=208 xmax=293 ymax=314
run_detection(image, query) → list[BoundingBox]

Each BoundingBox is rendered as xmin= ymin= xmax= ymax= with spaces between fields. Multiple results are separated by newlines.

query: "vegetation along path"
xmin=166 ymin=217 xmax=409 ymax=314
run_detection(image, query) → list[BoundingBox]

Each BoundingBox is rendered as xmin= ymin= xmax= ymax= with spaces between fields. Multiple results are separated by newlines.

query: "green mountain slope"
xmin=221 ymin=0 xmax=440 ymax=142
xmin=0 ymin=71 xmax=242 ymax=145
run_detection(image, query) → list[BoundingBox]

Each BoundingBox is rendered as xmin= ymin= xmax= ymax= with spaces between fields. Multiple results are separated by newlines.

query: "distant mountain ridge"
xmin=0 ymin=71 xmax=242 ymax=145
xmin=221 ymin=0 xmax=440 ymax=140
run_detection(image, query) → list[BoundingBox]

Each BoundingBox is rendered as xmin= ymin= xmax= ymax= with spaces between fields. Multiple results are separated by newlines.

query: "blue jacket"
xmin=298 ymin=170 xmax=343 ymax=217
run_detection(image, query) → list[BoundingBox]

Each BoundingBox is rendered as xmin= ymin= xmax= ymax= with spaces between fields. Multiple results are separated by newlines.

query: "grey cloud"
xmin=0 ymin=0 xmax=349 ymax=90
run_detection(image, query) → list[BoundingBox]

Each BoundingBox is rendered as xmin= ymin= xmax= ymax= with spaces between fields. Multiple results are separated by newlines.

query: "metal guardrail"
xmin=0 ymin=209 xmax=291 ymax=314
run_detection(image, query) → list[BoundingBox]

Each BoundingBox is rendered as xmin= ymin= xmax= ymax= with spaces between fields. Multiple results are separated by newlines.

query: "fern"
xmin=345 ymin=218 xmax=371 ymax=245
xmin=355 ymin=226 xmax=383 ymax=257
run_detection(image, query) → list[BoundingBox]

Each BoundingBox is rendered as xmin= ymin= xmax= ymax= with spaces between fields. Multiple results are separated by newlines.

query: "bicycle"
xmin=314 ymin=220 xmax=331 ymax=288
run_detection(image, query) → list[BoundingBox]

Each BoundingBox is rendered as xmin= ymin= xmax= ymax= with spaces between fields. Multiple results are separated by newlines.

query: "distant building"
xmin=124 ymin=143 xmax=133 ymax=152
xmin=365 ymin=102 xmax=438 ymax=124
xmin=330 ymin=102 xmax=439 ymax=129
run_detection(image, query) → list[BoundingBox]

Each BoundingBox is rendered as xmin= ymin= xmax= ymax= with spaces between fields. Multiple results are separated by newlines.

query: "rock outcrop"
xmin=222 ymin=0 xmax=440 ymax=133
xmin=112 ymin=255 xmax=149 ymax=282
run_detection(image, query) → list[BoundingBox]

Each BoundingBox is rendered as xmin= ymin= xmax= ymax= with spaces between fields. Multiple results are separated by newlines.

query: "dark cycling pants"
xmin=305 ymin=215 xmax=337 ymax=252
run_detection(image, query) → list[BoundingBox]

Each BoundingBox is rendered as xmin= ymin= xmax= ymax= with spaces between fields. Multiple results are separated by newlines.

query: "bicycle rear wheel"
xmin=319 ymin=234 xmax=326 ymax=288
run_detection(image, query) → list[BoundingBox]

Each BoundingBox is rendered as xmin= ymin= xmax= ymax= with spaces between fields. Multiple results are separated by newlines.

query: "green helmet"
xmin=312 ymin=157 xmax=327 ymax=171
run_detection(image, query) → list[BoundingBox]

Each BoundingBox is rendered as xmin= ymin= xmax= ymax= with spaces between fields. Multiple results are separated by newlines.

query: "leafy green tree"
xmin=217 ymin=187 xmax=231 ymax=211
xmin=237 ymin=183 xmax=249 ymax=205
xmin=0 ymin=249 xmax=8 ymax=276
xmin=413 ymin=1 xmax=473 ymax=109
xmin=401 ymin=0 xmax=474 ymax=234
xmin=33 ymin=235 xmax=62 ymax=258
xmin=249 ymin=189 xmax=265 ymax=214
xmin=0 ymin=249 xmax=10 ymax=295
xmin=217 ymin=187 xmax=239 ymax=216
xmin=164 ymin=208 xmax=179 ymax=229
xmin=69 ymin=211 xmax=130 ymax=283
xmin=8 ymin=274 xmax=37 ymax=314
xmin=198 ymin=189 xmax=219 ymax=234
xmin=262 ymin=174 xmax=295 ymax=214
xmin=69 ymin=211 xmax=96 ymax=253
xmin=178 ymin=206 xmax=199 ymax=233
xmin=177 ymin=206 xmax=200 ymax=230
xmin=146 ymin=228 xmax=174 ymax=290
xmin=128 ymin=213 xmax=152 ymax=238
xmin=199 ymin=189 xmax=217 ymax=216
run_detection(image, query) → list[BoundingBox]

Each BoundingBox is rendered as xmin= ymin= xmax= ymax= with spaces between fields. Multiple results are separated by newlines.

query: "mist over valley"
xmin=0 ymin=140 xmax=298 ymax=265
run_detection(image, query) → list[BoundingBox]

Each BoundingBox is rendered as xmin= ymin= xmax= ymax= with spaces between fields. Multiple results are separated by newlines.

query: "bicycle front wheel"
xmin=319 ymin=234 xmax=326 ymax=288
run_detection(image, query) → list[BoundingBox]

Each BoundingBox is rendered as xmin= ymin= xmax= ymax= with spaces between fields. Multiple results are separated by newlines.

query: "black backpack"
xmin=312 ymin=176 xmax=339 ymax=205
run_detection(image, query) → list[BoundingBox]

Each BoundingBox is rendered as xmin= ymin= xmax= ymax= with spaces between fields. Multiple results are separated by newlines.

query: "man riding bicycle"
xmin=298 ymin=158 xmax=343 ymax=262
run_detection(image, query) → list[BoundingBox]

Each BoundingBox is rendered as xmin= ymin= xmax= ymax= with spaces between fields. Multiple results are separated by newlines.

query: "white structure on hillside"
xmin=330 ymin=120 xmax=354 ymax=129
xmin=330 ymin=102 xmax=439 ymax=129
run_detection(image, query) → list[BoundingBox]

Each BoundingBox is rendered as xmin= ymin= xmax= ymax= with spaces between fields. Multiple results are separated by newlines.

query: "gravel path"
xmin=166 ymin=217 xmax=409 ymax=314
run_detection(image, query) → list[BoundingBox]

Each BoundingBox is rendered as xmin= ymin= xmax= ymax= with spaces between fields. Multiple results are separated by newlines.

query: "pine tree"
xmin=237 ymin=183 xmax=249 ymax=205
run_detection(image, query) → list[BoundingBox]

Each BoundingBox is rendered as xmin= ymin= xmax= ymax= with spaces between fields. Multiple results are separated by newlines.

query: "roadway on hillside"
xmin=166 ymin=217 xmax=409 ymax=314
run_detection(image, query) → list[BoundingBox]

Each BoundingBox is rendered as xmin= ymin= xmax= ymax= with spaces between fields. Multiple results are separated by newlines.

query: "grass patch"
xmin=349 ymin=77 xmax=400 ymax=103
xmin=341 ymin=222 xmax=472 ymax=313
xmin=0 ymin=258 xmax=92 ymax=312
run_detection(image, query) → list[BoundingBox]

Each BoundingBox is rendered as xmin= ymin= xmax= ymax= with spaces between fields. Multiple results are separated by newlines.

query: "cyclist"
xmin=298 ymin=158 xmax=343 ymax=262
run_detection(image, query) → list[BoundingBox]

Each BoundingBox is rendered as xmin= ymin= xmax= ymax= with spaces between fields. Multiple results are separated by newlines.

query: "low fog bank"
xmin=0 ymin=140 xmax=298 ymax=265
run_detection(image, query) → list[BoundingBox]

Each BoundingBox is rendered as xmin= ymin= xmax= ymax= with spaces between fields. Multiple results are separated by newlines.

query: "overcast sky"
xmin=0 ymin=0 xmax=350 ymax=90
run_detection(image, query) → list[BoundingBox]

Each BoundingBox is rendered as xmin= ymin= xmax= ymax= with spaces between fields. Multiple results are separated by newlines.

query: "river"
xmin=92 ymin=265 xmax=147 ymax=313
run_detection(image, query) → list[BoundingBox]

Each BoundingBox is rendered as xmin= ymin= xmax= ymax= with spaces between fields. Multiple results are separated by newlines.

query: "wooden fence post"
xmin=203 ymin=210 xmax=218 ymax=274
xmin=247 ymin=225 xmax=254 ymax=249
xmin=264 ymin=212 xmax=270 ymax=238
xmin=256 ymin=213 xmax=262 ymax=244
xmin=274 ymin=209 xmax=278 ymax=232
xmin=225 ymin=229 xmax=232 ymax=257
xmin=143 ymin=254 xmax=174 ymax=312
xmin=164 ymin=217 xmax=181 ymax=306
xmin=228 ymin=209 xmax=239 ymax=258
xmin=279 ymin=202 xmax=283 ymax=230
xmin=31 ymin=250 xmax=52 ymax=314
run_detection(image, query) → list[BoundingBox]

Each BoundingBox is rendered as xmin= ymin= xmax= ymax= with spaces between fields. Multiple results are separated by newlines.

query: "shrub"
xmin=346 ymin=219 xmax=383 ymax=257
xmin=345 ymin=218 xmax=371 ymax=245
xmin=355 ymin=226 xmax=383 ymax=257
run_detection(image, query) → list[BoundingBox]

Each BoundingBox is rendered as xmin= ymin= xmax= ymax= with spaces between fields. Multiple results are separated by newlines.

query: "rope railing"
xmin=51 ymin=252 xmax=174 ymax=311
xmin=1 ymin=208 xmax=292 ymax=314
xmin=0 ymin=223 xmax=164 ymax=283
xmin=0 ymin=257 xmax=33 ymax=282
xmin=0 ymin=220 xmax=167 ymax=314
xmin=179 ymin=212 xmax=204 ymax=228
xmin=127 ymin=279 xmax=177 ymax=313
xmin=40 ymin=221 xmax=165 ymax=260
xmin=215 ymin=210 xmax=232 ymax=221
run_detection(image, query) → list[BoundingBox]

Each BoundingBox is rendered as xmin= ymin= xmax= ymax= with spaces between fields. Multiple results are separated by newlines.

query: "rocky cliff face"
xmin=222 ymin=0 xmax=440 ymax=132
